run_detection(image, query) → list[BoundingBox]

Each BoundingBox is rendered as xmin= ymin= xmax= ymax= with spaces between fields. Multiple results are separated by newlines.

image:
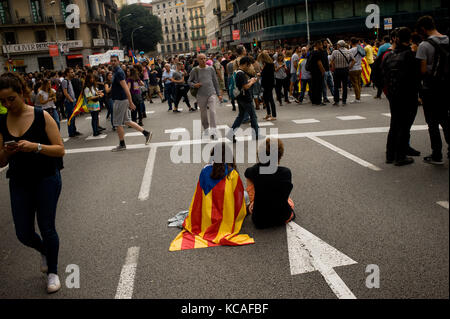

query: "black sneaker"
xmin=144 ymin=131 xmax=153 ymax=145
xmin=332 ymin=102 xmax=339 ymax=106
xmin=394 ymin=157 xmax=414 ymax=166
xmin=111 ymin=145 xmax=126 ymax=152
xmin=423 ymin=155 xmax=444 ymax=165
xmin=407 ymin=147 xmax=421 ymax=157
xmin=323 ymin=99 xmax=331 ymax=103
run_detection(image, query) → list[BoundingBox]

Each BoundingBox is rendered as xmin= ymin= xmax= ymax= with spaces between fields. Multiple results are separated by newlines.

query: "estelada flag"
xmin=169 ymin=165 xmax=255 ymax=251
xmin=67 ymin=93 xmax=89 ymax=126
xmin=361 ymin=57 xmax=371 ymax=85
xmin=297 ymin=58 xmax=309 ymax=93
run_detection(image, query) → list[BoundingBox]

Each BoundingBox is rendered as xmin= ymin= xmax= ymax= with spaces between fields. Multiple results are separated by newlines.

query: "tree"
xmin=119 ymin=4 xmax=163 ymax=52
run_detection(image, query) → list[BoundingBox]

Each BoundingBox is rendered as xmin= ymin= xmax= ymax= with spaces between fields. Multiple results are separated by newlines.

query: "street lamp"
xmin=131 ymin=26 xmax=144 ymax=53
xmin=305 ymin=0 xmax=310 ymax=45
xmin=116 ymin=13 xmax=132 ymax=47
xmin=50 ymin=0 xmax=64 ymax=70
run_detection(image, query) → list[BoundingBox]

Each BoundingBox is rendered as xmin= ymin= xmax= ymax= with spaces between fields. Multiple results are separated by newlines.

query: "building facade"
xmin=231 ymin=0 xmax=449 ymax=49
xmin=153 ymin=0 xmax=191 ymax=56
xmin=1 ymin=0 xmax=119 ymax=73
xmin=205 ymin=0 xmax=232 ymax=51
xmin=186 ymin=0 xmax=207 ymax=53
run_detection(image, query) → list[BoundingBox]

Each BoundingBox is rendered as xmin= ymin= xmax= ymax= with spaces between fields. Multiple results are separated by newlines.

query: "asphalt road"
xmin=0 ymin=87 xmax=448 ymax=299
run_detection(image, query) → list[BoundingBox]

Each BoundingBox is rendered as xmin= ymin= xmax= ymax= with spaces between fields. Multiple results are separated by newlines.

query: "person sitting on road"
xmin=245 ymin=138 xmax=295 ymax=228
xmin=169 ymin=142 xmax=254 ymax=251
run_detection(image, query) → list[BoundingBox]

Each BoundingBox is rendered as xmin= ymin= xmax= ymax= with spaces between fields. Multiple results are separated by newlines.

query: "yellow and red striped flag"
xmin=297 ymin=58 xmax=309 ymax=92
xmin=361 ymin=57 xmax=371 ymax=85
xmin=169 ymin=166 xmax=255 ymax=251
xmin=67 ymin=93 xmax=89 ymax=126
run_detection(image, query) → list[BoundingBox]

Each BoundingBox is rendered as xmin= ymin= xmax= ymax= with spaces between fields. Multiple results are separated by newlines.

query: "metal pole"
xmin=132 ymin=29 xmax=135 ymax=53
xmin=51 ymin=5 xmax=64 ymax=70
xmin=305 ymin=0 xmax=310 ymax=45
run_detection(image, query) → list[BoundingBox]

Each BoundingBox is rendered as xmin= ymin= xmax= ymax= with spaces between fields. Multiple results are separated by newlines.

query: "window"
xmin=35 ymin=30 xmax=46 ymax=42
xmin=185 ymin=42 xmax=189 ymax=50
xmin=420 ymin=0 xmax=442 ymax=10
xmin=178 ymin=43 xmax=182 ymax=50
xmin=313 ymin=2 xmax=332 ymax=21
xmin=165 ymin=27 xmax=169 ymax=32
xmin=163 ymin=3 xmax=165 ymax=8
xmin=380 ymin=0 xmax=396 ymax=15
xmin=172 ymin=43 xmax=176 ymax=51
xmin=184 ymin=32 xmax=187 ymax=39
xmin=295 ymin=5 xmax=312 ymax=23
xmin=30 ymin=0 xmax=43 ymax=23
xmin=0 ymin=1 xmax=12 ymax=24
xmin=4 ymin=31 xmax=16 ymax=44
xmin=172 ymin=34 xmax=175 ymax=41
xmin=157 ymin=5 xmax=160 ymax=9
xmin=178 ymin=33 xmax=181 ymax=40
xmin=176 ymin=8 xmax=178 ymax=13
xmin=398 ymin=0 xmax=419 ymax=12
xmin=91 ymin=27 xmax=99 ymax=39
xmin=333 ymin=0 xmax=353 ymax=19
xmin=283 ymin=7 xmax=295 ymax=25
xmin=66 ymin=28 xmax=76 ymax=40
xmin=275 ymin=8 xmax=283 ymax=26
xmin=167 ymin=45 xmax=170 ymax=52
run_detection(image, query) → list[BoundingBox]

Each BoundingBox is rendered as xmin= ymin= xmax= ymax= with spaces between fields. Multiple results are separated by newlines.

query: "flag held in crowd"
xmin=361 ymin=57 xmax=371 ymax=85
xmin=67 ymin=94 xmax=89 ymax=126
xmin=169 ymin=166 xmax=255 ymax=251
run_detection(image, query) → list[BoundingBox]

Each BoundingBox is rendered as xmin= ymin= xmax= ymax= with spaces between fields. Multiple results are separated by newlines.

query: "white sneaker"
xmin=41 ymin=254 xmax=48 ymax=273
xmin=47 ymin=273 xmax=61 ymax=294
xmin=350 ymin=99 xmax=361 ymax=104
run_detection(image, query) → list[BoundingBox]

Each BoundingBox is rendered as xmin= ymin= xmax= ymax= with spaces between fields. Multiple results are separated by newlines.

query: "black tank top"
xmin=0 ymin=108 xmax=61 ymax=180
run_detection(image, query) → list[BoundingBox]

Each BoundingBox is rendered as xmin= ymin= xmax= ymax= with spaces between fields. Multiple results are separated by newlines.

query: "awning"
xmin=67 ymin=54 xmax=83 ymax=59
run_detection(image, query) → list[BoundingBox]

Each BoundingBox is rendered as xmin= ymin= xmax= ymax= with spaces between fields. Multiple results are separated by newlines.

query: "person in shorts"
xmin=148 ymin=63 xmax=164 ymax=103
xmin=110 ymin=55 xmax=152 ymax=152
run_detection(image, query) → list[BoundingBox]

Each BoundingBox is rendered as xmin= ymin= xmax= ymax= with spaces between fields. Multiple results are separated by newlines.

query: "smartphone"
xmin=4 ymin=141 xmax=18 ymax=147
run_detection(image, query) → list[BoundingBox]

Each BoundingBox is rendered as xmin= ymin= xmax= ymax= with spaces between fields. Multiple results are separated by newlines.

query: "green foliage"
xmin=119 ymin=4 xmax=163 ymax=52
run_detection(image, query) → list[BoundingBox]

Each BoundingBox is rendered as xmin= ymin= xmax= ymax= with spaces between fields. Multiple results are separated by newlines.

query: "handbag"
xmin=189 ymin=67 xmax=200 ymax=97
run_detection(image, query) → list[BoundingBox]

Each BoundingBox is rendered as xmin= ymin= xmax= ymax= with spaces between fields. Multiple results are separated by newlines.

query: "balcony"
xmin=191 ymin=24 xmax=204 ymax=30
xmin=0 ymin=15 xmax=66 ymax=28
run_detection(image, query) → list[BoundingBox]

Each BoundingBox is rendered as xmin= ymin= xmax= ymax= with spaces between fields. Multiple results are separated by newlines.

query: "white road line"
xmin=293 ymin=119 xmax=320 ymax=124
xmin=308 ymin=136 xmax=382 ymax=171
xmin=61 ymin=119 xmax=67 ymax=123
xmin=125 ymin=132 xmax=144 ymax=137
xmin=115 ymin=247 xmax=140 ymax=299
xmin=226 ymin=104 xmax=233 ymax=107
xmin=337 ymin=116 xmax=366 ymax=121
xmin=381 ymin=113 xmax=391 ymax=117
xmin=85 ymin=117 xmax=92 ymax=120
xmin=257 ymin=122 xmax=275 ymax=127
xmin=138 ymin=146 xmax=158 ymax=201
xmin=216 ymin=124 xmax=231 ymax=130
xmin=437 ymin=201 xmax=449 ymax=210
xmin=165 ymin=128 xmax=187 ymax=134
xmin=85 ymin=134 xmax=107 ymax=140
xmin=65 ymin=125 xmax=431 ymax=154
xmin=146 ymin=111 xmax=155 ymax=114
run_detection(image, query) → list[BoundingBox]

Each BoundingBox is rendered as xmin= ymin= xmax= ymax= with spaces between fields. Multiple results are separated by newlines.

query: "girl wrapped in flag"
xmin=170 ymin=143 xmax=254 ymax=251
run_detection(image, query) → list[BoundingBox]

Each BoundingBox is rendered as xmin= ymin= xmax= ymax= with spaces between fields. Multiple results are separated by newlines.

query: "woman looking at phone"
xmin=0 ymin=72 xmax=65 ymax=294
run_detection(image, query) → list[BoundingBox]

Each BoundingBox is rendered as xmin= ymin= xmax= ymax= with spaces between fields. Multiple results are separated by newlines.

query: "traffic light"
xmin=253 ymin=38 xmax=257 ymax=47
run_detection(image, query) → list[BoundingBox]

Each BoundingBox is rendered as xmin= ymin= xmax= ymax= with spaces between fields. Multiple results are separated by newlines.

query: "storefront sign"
xmin=2 ymin=40 xmax=83 ymax=54
xmin=67 ymin=54 xmax=83 ymax=60
xmin=232 ymin=30 xmax=240 ymax=41
xmin=49 ymin=45 xmax=59 ymax=57
xmin=211 ymin=39 xmax=217 ymax=47
xmin=93 ymin=38 xmax=105 ymax=47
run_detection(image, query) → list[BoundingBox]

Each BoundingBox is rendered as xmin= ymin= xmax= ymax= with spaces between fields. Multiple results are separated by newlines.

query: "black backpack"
xmin=426 ymin=38 xmax=450 ymax=86
xmin=381 ymin=49 xmax=410 ymax=98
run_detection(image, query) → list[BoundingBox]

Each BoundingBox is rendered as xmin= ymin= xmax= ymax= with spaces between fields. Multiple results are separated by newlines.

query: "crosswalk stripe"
xmin=125 ymin=132 xmax=144 ymax=137
xmin=437 ymin=201 xmax=449 ymax=210
xmin=293 ymin=119 xmax=320 ymax=124
xmin=257 ymin=122 xmax=274 ymax=127
xmin=165 ymin=128 xmax=187 ymax=134
xmin=337 ymin=116 xmax=366 ymax=121
xmin=381 ymin=113 xmax=391 ymax=117
xmin=85 ymin=134 xmax=107 ymax=140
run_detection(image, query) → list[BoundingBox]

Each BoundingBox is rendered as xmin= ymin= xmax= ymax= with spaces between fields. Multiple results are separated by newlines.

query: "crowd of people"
xmin=0 ymin=14 xmax=448 ymax=293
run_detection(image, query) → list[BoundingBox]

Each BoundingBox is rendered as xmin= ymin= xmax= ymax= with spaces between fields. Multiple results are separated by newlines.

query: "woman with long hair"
xmin=169 ymin=143 xmax=254 ymax=251
xmin=127 ymin=67 xmax=145 ymax=126
xmin=274 ymin=54 xmax=291 ymax=106
xmin=83 ymin=73 xmax=104 ymax=136
xmin=258 ymin=52 xmax=277 ymax=121
xmin=0 ymin=72 xmax=65 ymax=293
xmin=38 ymin=78 xmax=60 ymax=129
xmin=104 ymin=71 xmax=114 ymax=130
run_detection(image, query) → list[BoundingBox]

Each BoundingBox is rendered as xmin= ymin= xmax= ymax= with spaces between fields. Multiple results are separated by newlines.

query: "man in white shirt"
xmin=290 ymin=46 xmax=301 ymax=98
xmin=348 ymin=37 xmax=363 ymax=103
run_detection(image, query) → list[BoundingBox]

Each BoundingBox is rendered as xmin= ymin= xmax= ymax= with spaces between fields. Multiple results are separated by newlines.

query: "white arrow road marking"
xmin=293 ymin=119 xmax=320 ymax=124
xmin=286 ymin=222 xmax=357 ymax=299
xmin=115 ymin=247 xmax=140 ymax=299
xmin=308 ymin=136 xmax=382 ymax=171
xmin=138 ymin=146 xmax=158 ymax=201
xmin=437 ymin=201 xmax=449 ymax=210
xmin=85 ymin=134 xmax=107 ymax=140
xmin=337 ymin=116 xmax=366 ymax=121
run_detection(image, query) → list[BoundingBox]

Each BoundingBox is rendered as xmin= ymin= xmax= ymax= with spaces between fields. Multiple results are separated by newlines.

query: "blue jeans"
xmin=323 ymin=71 xmax=334 ymax=100
xmin=299 ymin=79 xmax=311 ymax=102
xmin=65 ymin=100 xmax=76 ymax=136
xmin=9 ymin=171 xmax=62 ymax=274
xmin=230 ymin=100 xmax=259 ymax=139
xmin=164 ymin=82 xmax=175 ymax=109
xmin=46 ymin=108 xmax=60 ymax=130
xmin=90 ymin=110 xmax=99 ymax=134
